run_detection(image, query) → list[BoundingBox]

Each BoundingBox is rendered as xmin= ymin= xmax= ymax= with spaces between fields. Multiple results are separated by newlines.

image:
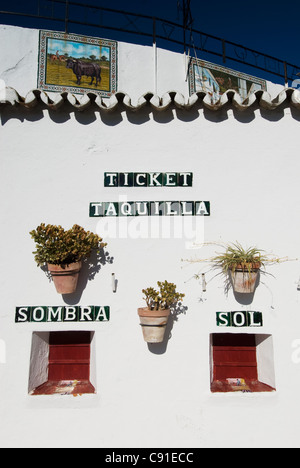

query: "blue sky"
xmin=47 ymin=38 xmax=110 ymax=60
xmin=0 ymin=0 xmax=299 ymax=84
xmin=101 ymin=0 xmax=298 ymax=69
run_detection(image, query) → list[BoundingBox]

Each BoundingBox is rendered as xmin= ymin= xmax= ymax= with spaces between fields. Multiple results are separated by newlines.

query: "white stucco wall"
xmin=0 ymin=25 xmax=300 ymax=449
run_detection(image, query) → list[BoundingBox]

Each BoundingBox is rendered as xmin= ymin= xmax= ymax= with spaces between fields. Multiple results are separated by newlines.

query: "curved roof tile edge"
xmin=0 ymin=87 xmax=300 ymax=112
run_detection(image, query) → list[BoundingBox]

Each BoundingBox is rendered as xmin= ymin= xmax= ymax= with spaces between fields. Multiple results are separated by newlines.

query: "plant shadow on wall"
xmin=30 ymin=223 xmax=112 ymax=303
xmin=183 ymin=241 xmax=292 ymax=304
xmin=147 ymin=302 xmax=188 ymax=355
xmin=62 ymin=248 xmax=113 ymax=304
xmin=138 ymin=281 xmax=188 ymax=355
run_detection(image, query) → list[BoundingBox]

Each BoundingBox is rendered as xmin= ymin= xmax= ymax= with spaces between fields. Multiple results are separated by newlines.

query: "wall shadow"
xmin=40 ymin=248 xmax=114 ymax=304
xmin=62 ymin=248 xmax=114 ymax=304
xmin=147 ymin=302 xmax=188 ymax=355
xmin=2 ymin=98 xmax=300 ymax=126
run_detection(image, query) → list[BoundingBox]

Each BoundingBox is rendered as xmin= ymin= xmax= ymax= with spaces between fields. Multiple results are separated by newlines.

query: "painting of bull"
xmin=39 ymin=31 xmax=117 ymax=97
xmin=66 ymin=59 xmax=102 ymax=87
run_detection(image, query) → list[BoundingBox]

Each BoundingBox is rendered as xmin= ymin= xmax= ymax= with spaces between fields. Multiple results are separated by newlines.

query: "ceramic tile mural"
xmin=189 ymin=58 xmax=266 ymax=103
xmin=38 ymin=30 xmax=117 ymax=97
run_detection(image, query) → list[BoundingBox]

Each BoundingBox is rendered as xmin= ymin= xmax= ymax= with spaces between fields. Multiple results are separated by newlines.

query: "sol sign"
xmin=216 ymin=311 xmax=263 ymax=328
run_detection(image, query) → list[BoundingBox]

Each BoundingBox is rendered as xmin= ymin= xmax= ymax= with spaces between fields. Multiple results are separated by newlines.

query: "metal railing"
xmin=0 ymin=0 xmax=299 ymax=85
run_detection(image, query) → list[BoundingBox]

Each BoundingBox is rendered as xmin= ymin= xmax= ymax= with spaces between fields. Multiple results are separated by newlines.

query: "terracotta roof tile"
xmin=1 ymin=87 xmax=300 ymax=112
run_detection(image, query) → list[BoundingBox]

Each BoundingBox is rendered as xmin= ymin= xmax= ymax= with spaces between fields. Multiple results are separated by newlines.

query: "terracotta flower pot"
xmin=47 ymin=261 xmax=82 ymax=294
xmin=138 ymin=307 xmax=171 ymax=343
xmin=229 ymin=263 xmax=260 ymax=294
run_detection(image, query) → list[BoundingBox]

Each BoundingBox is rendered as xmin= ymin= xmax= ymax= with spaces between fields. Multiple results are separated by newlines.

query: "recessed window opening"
xmin=28 ymin=331 xmax=96 ymax=396
xmin=210 ymin=333 xmax=276 ymax=393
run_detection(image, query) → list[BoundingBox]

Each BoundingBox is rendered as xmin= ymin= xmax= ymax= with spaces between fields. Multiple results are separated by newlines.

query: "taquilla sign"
xmin=90 ymin=201 xmax=210 ymax=217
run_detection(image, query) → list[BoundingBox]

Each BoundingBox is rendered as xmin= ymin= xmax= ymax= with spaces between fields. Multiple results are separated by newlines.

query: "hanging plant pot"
xmin=229 ymin=263 xmax=260 ymax=294
xmin=47 ymin=261 xmax=82 ymax=294
xmin=138 ymin=307 xmax=171 ymax=343
xmin=30 ymin=224 xmax=107 ymax=294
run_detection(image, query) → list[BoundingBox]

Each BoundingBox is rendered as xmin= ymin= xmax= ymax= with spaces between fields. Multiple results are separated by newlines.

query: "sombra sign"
xmin=15 ymin=306 xmax=110 ymax=323
xmin=216 ymin=311 xmax=263 ymax=328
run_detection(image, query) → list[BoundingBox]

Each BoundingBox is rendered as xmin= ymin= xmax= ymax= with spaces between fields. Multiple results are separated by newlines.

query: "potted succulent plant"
xmin=138 ymin=281 xmax=185 ymax=343
xmin=30 ymin=223 xmax=107 ymax=294
xmin=211 ymin=242 xmax=269 ymax=294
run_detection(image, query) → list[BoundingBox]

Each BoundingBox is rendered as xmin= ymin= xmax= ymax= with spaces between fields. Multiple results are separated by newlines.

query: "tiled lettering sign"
xmin=104 ymin=172 xmax=193 ymax=187
xmin=216 ymin=311 xmax=263 ymax=328
xmin=90 ymin=201 xmax=210 ymax=217
xmin=15 ymin=306 xmax=110 ymax=323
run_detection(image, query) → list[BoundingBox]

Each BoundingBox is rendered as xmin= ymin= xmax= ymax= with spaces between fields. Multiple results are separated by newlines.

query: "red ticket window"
xmin=31 ymin=331 xmax=95 ymax=396
xmin=211 ymin=333 xmax=276 ymax=393
xmin=48 ymin=331 xmax=91 ymax=381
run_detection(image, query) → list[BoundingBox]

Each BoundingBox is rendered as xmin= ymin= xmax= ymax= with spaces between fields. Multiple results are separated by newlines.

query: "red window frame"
xmin=211 ymin=333 xmax=275 ymax=393
xmin=32 ymin=331 xmax=95 ymax=396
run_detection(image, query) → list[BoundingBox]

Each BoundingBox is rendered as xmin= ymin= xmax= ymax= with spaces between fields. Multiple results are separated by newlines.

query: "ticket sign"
xmin=15 ymin=306 xmax=110 ymax=323
xmin=104 ymin=172 xmax=193 ymax=187
xmin=216 ymin=311 xmax=263 ymax=328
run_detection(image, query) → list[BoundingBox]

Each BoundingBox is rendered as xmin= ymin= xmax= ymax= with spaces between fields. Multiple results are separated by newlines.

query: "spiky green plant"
xmin=142 ymin=281 xmax=185 ymax=311
xmin=211 ymin=242 xmax=269 ymax=274
xmin=30 ymin=223 xmax=107 ymax=267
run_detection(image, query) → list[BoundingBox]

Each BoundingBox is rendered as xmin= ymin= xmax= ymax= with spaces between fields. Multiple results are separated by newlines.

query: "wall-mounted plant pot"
xmin=47 ymin=261 xmax=82 ymax=294
xmin=138 ymin=307 xmax=171 ymax=343
xmin=229 ymin=263 xmax=260 ymax=294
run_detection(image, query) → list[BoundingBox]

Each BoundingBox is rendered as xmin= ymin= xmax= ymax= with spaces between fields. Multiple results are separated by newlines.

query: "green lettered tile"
xmin=134 ymin=173 xmax=148 ymax=187
xmin=90 ymin=202 xmax=105 ymax=217
xmin=63 ymin=306 xmax=79 ymax=322
xmin=165 ymin=201 xmax=181 ymax=215
xmin=180 ymin=201 xmax=194 ymax=215
xmin=134 ymin=201 xmax=150 ymax=216
xmin=149 ymin=201 xmax=165 ymax=216
xmin=31 ymin=306 xmax=47 ymax=323
xmin=47 ymin=306 xmax=64 ymax=322
xmin=178 ymin=172 xmax=193 ymax=187
xmin=247 ymin=311 xmax=263 ymax=327
xmin=216 ymin=312 xmax=231 ymax=327
xmin=119 ymin=173 xmax=134 ymax=187
xmin=104 ymin=173 xmax=119 ymax=187
xmin=105 ymin=202 xmax=119 ymax=217
xmin=95 ymin=306 xmax=110 ymax=321
xmin=232 ymin=311 xmax=247 ymax=327
xmin=163 ymin=173 xmax=178 ymax=187
xmin=15 ymin=307 xmax=31 ymax=323
xmin=147 ymin=173 xmax=163 ymax=187
xmin=79 ymin=306 xmax=95 ymax=322
xmin=195 ymin=201 xmax=210 ymax=216
xmin=119 ymin=202 xmax=135 ymax=216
